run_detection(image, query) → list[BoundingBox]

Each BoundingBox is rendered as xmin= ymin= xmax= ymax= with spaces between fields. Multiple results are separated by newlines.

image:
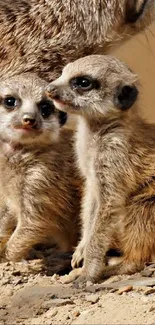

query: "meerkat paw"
xmin=82 ymin=257 xmax=107 ymax=283
xmin=72 ymin=266 xmax=97 ymax=286
xmin=73 ymin=273 xmax=88 ymax=286
xmin=61 ymin=266 xmax=97 ymax=286
xmin=71 ymin=242 xmax=85 ymax=268
xmin=60 ymin=267 xmax=83 ymax=284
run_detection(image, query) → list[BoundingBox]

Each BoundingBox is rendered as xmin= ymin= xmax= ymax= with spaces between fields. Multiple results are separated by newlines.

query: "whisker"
xmin=144 ymin=30 xmax=155 ymax=59
xmin=147 ymin=27 xmax=155 ymax=38
xmin=137 ymin=37 xmax=150 ymax=50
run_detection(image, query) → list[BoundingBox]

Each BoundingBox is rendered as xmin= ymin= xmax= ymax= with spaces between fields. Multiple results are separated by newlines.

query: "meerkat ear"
xmin=125 ymin=0 xmax=147 ymax=23
xmin=115 ymin=84 xmax=138 ymax=110
xmin=58 ymin=111 xmax=68 ymax=126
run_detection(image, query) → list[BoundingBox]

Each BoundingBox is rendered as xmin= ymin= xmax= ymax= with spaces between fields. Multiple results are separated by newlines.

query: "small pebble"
xmin=0 ymin=305 xmax=6 ymax=310
xmin=12 ymin=270 xmax=21 ymax=276
xmin=134 ymin=286 xmax=149 ymax=293
xmin=117 ymin=285 xmax=133 ymax=295
xmin=45 ymin=309 xmax=58 ymax=317
xmin=1 ymin=279 xmax=10 ymax=285
xmin=85 ymin=294 xmax=99 ymax=304
xmin=144 ymin=288 xmax=155 ymax=295
xmin=146 ymin=263 xmax=155 ymax=269
xmin=42 ymin=298 xmax=73 ymax=308
xmin=86 ymin=281 xmax=93 ymax=287
xmin=5 ymin=289 xmax=13 ymax=297
xmin=149 ymin=306 xmax=155 ymax=312
xmin=141 ymin=269 xmax=153 ymax=277
xmin=73 ymin=311 xmax=80 ymax=317
xmin=13 ymin=278 xmax=23 ymax=286
xmin=109 ymin=288 xmax=118 ymax=293
xmin=86 ymin=286 xmax=97 ymax=293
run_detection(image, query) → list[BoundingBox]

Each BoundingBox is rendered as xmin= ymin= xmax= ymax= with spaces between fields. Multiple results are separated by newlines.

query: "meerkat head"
xmin=109 ymin=0 xmax=155 ymax=43
xmin=88 ymin=1 xmax=155 ymax=48
xmin=0 ymin=73 xmax=67 ymax=147
xmin=122 ymin=0 xmax=155 ymax=35
xmin=46 ymin=55 xmax=138 ymax=121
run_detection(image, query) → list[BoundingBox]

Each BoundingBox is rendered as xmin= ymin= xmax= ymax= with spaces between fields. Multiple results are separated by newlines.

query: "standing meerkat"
xmin=47 ymin=54 xmax=155 ymax=282
xmin=0 ymin=1 xmax=154 ymax=81
xmin=0 ymin=73 xmax=81 ymax=262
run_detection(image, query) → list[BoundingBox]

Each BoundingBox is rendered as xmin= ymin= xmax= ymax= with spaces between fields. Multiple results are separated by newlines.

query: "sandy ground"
xmin=0 ymin=252 xmax=155 ymax=325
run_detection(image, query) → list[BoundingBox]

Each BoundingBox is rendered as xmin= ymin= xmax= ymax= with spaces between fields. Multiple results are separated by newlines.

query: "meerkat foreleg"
xmin=0 ymin=207 xmax=16 ymax=258
xmin=75 ymin=144 xmax=133 ymax=283
xmin=72 ymin=180 xmax=98 ymax=268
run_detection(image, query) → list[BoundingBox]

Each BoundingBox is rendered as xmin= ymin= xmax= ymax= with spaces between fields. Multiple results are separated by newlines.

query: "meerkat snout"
xmin=46 ymin=85 xmax=61 ymax=101
xmin=22 ymin=113 xmax=37 ymax=128
xmin=47 ymin=55 xmax=138 ymax=119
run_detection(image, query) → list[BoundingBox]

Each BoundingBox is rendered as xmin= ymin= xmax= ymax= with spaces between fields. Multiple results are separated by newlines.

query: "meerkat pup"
xmin=0 ymin=73 xmax=81 ymax=262
xmin=47 ymin=54 xmax=155 ymax=283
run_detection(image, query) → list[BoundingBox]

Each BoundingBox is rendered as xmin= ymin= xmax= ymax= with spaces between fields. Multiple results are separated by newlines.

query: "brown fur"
xmin=0 ymin=0 xmax=154 ymax=81
xmin=0 ymin=73 xmax=81 ymax=262
xmin=48 ymin=54 xmax=155 ymax=282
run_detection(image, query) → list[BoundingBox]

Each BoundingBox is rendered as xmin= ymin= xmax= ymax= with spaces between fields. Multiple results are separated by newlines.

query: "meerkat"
xmin=47 ymin=54 xmax=155 ymax=283
xmin=0 ymin=73 xmax=82 ymax=262
xmin=0 ymin=0 xmax=154 ymax=82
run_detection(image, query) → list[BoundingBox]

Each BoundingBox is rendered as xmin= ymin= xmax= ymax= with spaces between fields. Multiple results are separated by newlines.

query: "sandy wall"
xmin=112 ymin=23 xmax=155 ymax=122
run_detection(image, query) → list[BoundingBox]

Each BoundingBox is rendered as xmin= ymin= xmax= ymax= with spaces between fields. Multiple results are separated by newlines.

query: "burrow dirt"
xmin=0 ymin=248 xmax=155 ymax=325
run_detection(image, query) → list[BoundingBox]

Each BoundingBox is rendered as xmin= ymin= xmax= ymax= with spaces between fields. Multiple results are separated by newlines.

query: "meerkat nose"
xmin=46 ymin=84 xmax=60 ymax=100
xmin=22 ymin=113 xmax=36 ymax=127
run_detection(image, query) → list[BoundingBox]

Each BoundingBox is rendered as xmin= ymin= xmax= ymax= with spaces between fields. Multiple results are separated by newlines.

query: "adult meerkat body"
xmin=0 ymin=73 xmax=81 ymax=262
xmin=0 ymin=0 xmax=154 ymax=81
xmin=48 ymin=54 xmax=155 ymax=282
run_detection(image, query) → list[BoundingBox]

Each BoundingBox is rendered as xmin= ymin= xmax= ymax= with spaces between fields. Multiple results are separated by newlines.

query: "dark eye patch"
xmin=126 ymin=0 xmax=148 ymax=23
xmin=58 ymin=111 xmax=68 ymax=126
xmin=70 ymin=76 xmax=100 ymax=92
xmin=38 ymin=99 xmax=55 ymax=118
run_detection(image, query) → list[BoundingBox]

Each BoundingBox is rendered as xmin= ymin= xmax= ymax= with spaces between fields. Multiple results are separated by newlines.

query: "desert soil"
xmin=0 ymin=250 xmax=155 ymax=325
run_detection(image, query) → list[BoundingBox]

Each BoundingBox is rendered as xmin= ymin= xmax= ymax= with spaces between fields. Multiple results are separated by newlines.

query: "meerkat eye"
xmin=38 ymin=99 xmax=55 ymax=118
xmin=3 ymin=96 xmax=18 ymax=110
xmin=70 ymin=76 xmax=98 ymax=91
